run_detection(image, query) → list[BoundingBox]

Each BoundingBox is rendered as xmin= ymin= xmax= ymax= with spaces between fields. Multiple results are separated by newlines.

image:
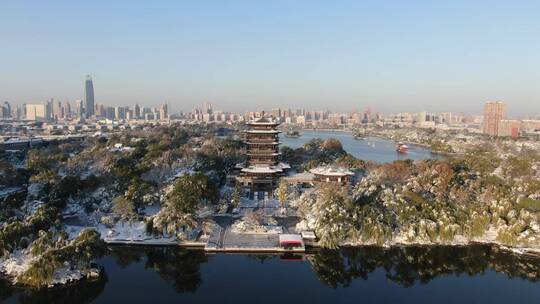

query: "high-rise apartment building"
xmin=63 ymin=101 xmax=72 ymax=119
xmin=483 ymin=101 xmax=506 ymax=136
xmin=25 ymin=104 xmax=47 ymax=121
xmin=52 ymin=100 xmax=63 ymax=121
xmin=14 ymin=106 xmax=22 ymax=120
xmin=75 ymin=100 xmax=84 ymax=118
xmin=3 ymin=101 xmax=11 ymax=119
xmin=203 ymin=102 xmax=213 ymax=114
xmin=115 ymin=106 xmax=127 ymax=120
xmin=159 ymin=103 xmax=168 ymax=120
xmin=134 ymin=104 xmax=141 ymax=119
xmin=84 ymin=75 xmax=95 ymax=117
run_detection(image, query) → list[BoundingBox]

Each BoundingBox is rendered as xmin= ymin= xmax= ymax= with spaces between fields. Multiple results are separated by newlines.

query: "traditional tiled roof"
xmin=240 ymin=162 xmax=290 ymax=174
xmin=310 ymin=166 xmax=354 ymax=177
xmin=247 ymin=116 xmax=279 ymax=125
xmin=245 ymin=129 xmax=281 ymax=134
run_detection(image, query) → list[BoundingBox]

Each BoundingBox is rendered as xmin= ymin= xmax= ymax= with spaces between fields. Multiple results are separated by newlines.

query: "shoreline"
xmin=103 ymin=237 xmax=540 ymax=258
xmin=288 ymin=128 xmax=459 ymax=156
xmin=3 ymin=239 xmax=538 ymax=289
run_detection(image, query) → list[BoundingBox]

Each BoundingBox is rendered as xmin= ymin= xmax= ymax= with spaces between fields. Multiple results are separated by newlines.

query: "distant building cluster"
xmin=1 ymin=75 xmax=170 ymax=123
xmin=189 ymin=102 xmax=245 ymax=123
xmin=186 ymin=101 xmax=540 ymax=139
xmin=2 ymin=76 xmax=540 ymax=141
xmin=482 ymin=101 xmax=540 ymax=138
xmin=247 ymin=108 xmax=480 ymax=131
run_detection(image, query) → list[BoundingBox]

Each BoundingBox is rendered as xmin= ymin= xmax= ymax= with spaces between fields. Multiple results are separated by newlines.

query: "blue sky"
xmin=1 ymin=0 xmax=539 ymax=116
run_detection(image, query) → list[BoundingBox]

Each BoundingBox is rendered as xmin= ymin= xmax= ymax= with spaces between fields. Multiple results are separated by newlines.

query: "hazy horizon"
xmin=1 ymin=1 xmax=539 ymax=116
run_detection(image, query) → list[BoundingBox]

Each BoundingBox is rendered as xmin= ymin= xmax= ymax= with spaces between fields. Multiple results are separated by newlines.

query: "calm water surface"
xmin=280 ymin=130 xmax=438 ymax=163
xmin=3 ymin=245 xmax=540 ymax=303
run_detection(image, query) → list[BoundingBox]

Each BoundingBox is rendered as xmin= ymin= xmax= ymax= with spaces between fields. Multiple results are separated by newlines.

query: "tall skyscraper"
xmin=52 ymin=100 xmax=63 ymax=121
xmin=203 ymin=101 xmax=213 ymax=114
xmin=134 ymin=104 xmax=141 ymax=119
xmin=160 ymin=103 xmax=168 ymax=120
xmin=84 ymin=75 xmax=95 ymax=117
xmin=3 ymin=101 xmax=11 ymax=118
xmin=483 ymin=101 xmax=506 ymax=136
xmin=45 ymin=99 xmax=53 ymax=122
xmin=75 ymin=99 xmax=84 ymax=118
xmin=63 ymin=101 xmax=72 ymax=119
xmin=114 ymin=106 xmax=127 ymax=120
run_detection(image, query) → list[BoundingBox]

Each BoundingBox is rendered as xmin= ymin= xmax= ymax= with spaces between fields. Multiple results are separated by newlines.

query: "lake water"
xmin=280 ymin=130 xmax=438 ymax=163
xmin=3 ymin=245 xmax=540 ymax=303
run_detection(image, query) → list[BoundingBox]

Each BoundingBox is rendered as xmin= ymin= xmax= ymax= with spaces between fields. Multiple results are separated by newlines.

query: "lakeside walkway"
xmin=205 ymin=227 xmax=304 ymax=252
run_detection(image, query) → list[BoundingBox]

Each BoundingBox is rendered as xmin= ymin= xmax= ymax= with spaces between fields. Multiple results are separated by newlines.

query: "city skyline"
xmin=2 ymin=74 xmax=538 ymax=120
xmin=1 ymin=1 xmax=540 ymax=116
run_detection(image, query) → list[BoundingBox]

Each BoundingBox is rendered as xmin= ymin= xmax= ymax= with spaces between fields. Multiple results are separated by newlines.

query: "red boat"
xmin=396 ymin=142 xmax=409 ymax=153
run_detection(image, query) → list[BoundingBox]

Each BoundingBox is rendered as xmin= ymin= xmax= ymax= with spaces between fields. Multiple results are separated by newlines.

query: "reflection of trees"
xmin=309 ymin=245 xmax=540 ymax=288
xmin=245 ymin=254 xmax=277 ymax=264
xmin=108 ymin=246 xmax=145 ymax=268
xmin=108 ymin=246 xmax=208 ymax=293
xmin=16 ymin=273 xmax=107 ymax=304
xmin=0 ymin=278 xmax=14 ymax=302
xmin=144 ymin=247 xmax=207 ymax=293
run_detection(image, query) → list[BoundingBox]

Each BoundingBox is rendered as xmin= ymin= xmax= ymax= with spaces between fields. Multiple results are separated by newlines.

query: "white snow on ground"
xmin=141 ymin=204 xmax=161 ymax=216
xmin=0 ymin=186 xmax=24 ymax=198
xmin=26 ymin=183 xmax=43 ymax=198
xmin=0 ymin=249 xmax=100 ymax=287
xmin=231 ymin=220 xmax=283 ymax=234
xmin=67 ymin=221 xmax=178 ymax=245
xmin=197 ymin=205 xmax=215 ymax=218
xmin=48 ymin=266 xmax=100 ymax=287
xmin=0 ymin=250 xmax=33 ymax=280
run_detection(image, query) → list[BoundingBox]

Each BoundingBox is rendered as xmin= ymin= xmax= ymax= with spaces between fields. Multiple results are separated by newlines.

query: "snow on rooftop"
xmin=310 ymin=166 xmax=354 ymax=176
xmin=301 ymin=231 xmax=317 ymax=239
xmin=247 ymin=116 xmax=279 ymax=125
xmin=240 ymin=162 xmax=290 ymax=174
xmin=246 ymin=141 xmax=280 ymax=145
xmin=241 ymin=166 xmax=283 ymax=174
xmin=245 ymin=129 xmax=280 ymax=134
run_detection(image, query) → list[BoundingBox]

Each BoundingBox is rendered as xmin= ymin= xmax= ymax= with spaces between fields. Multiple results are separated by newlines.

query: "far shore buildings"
xmin=483 ymin=101 xmax=506 ymax=136
xmin=482 ymin=101 xmax=540 ymax=138
xmin=235 ymin=115 xmax=290 ymax=200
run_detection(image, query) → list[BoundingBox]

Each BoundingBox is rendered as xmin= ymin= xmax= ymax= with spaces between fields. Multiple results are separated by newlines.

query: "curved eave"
xmin=246 ymin=141 xmax=281 ymax=145
xmin=246 ymin=122 xmax=279 ymax=126
xmin=246 ymin=152 xmax=280 ymax=156
xmin=241 ymin=168 xmax=283 ymax=174
xmin=245 ymin=130 xmax=281 ymax=134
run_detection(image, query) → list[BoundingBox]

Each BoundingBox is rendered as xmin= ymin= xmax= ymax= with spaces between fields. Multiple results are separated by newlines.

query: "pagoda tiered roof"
xmin=246 ymin=116 xmax=280 ymax=126
xmin=245 ymin=129 xmax=281 ymax=134
xmin=245 ymin=141 xmax=280 ymax=145
xmin=246 ymin=152 xmax=280 ymax=156
xmin=240 ymin=162 xmax=291 ymax=174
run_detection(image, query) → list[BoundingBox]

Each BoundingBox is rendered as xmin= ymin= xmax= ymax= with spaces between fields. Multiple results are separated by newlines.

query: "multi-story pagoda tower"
xmin=237 ymin=115 xmax=289 ymax=200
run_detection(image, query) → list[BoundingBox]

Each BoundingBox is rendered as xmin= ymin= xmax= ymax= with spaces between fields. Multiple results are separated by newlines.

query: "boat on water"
xmin=396 ymin=142 xmax=409 ymax=153
xmin=285 ymin=130 xmax=301 ymax=138
xmin=353 ymin=133 xmax=366 ymax=140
